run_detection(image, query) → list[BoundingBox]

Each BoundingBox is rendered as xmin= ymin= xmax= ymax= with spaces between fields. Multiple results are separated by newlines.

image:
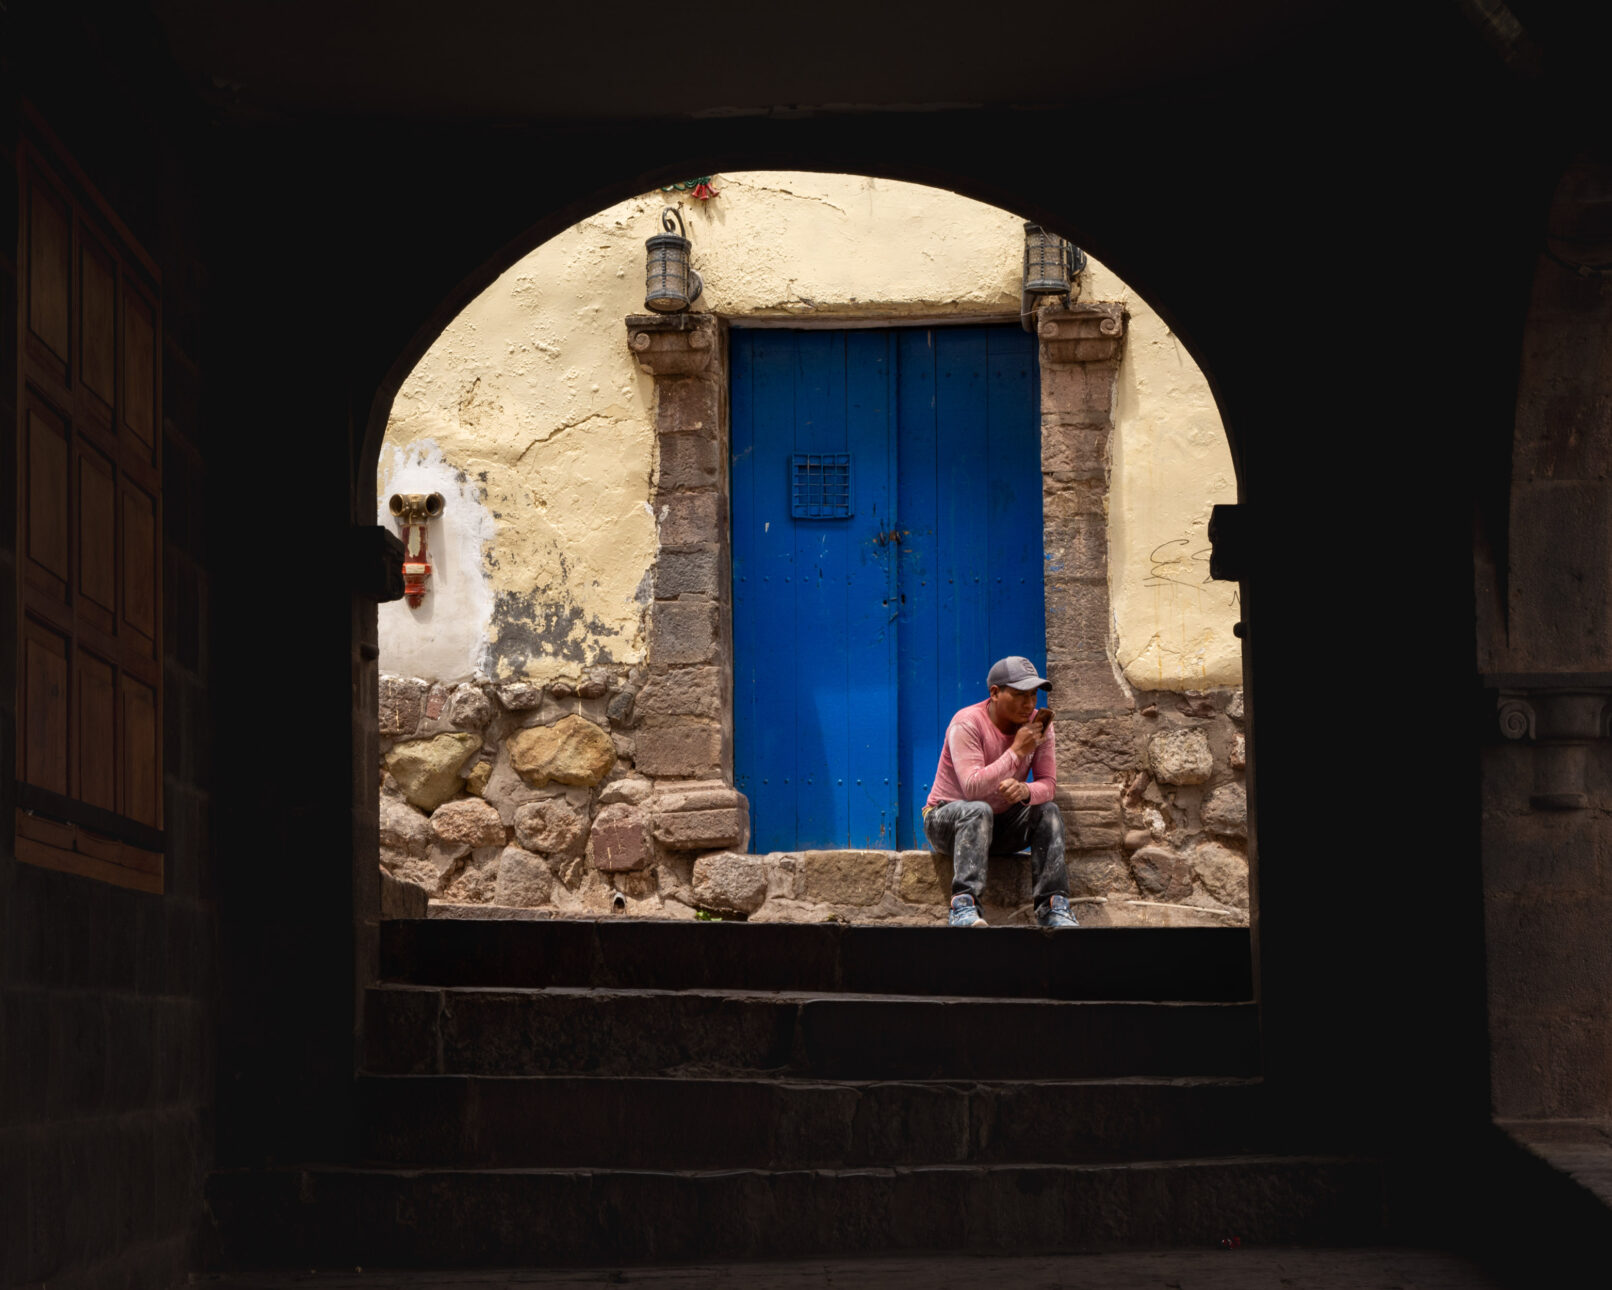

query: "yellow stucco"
xmin=379 ymin=171 xmax=1239 ymax=690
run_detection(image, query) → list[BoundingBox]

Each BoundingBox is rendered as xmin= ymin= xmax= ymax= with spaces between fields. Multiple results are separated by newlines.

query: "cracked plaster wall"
xmin=378 ymin=171 xmax=1238 ymax=690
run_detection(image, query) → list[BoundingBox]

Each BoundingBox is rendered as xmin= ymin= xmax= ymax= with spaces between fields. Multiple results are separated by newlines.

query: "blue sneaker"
xmin=948 ymin=894 xmax=987 ymax=927
xmin=1036 ymin=895 xmax=1079 ymax=929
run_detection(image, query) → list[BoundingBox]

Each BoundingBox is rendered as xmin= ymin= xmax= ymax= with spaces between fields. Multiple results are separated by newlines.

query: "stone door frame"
xmin=624 ymin=305 xmax=1131 ymax=844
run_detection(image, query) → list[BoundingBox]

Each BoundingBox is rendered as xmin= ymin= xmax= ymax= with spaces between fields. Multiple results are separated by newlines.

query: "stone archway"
xmin=364 ymin=175 xmax=1248 ymax=929
xmin=1480 ymin=153 xmax=1612 ymax=1124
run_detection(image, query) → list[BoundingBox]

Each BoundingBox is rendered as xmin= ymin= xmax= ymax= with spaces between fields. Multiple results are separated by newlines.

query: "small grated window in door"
xmin=790 ymin=453 xmax=853 ymax=518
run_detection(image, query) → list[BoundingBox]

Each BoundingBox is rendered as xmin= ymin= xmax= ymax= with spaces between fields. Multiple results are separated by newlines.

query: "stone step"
xmin=365 ymin=986 xmax=1261 ymax=1080
xmin=358 ymin=1073 xmax=1269 ymax=1169
xmin=206 ymin=1156 xmax=1385 ymax=1267
xmin=379 ymin=918 xmax=1252 ymax=1001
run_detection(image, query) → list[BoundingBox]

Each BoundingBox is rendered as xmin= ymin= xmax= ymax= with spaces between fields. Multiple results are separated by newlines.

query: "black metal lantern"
xmin=1022 ymin=222 xmax=1086 ymax=297
xmin=645 ymin=206 xmax=704 ymax=313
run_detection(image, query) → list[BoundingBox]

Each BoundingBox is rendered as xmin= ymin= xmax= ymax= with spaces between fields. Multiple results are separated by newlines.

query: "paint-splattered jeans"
xmin=922 ymin=798 xmax=1068 ymax=909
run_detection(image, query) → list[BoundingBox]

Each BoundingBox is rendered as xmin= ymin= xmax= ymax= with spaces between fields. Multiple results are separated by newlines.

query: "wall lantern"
xmin=645 ymin=206 xmax=704 ymax=313
xmin=1022 ymin=222 xmax=1087 ymax=328
xmin=388 ymin=491 xmax=444 ymax=608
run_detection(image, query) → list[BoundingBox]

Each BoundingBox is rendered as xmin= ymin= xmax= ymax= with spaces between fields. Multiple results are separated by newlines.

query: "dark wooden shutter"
xmin=14 ymin=131 xmax=164 ymax=891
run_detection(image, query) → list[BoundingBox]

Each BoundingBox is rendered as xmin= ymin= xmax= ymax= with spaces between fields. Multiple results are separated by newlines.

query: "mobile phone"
xmin=1034 ymin=708 xmax=1054 ymax=731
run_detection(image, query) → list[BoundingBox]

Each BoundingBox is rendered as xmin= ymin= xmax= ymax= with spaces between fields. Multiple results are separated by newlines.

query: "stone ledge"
xmin=1038 ymin=303 xmax=1127 ymax=365
xmin=626 ymin=313 xmax=718 ymax=377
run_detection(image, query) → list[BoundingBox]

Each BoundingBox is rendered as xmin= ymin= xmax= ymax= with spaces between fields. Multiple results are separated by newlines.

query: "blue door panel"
xmin=733 ymin=325 xmax=1042 ymax=853
xmin=843 ymin=331 xmax=900 ymax=846
xmin=733 ymin=333 xmax=803 ymax=843
xmin=984 ymin=330 xmax=1046 ymax=702
xmin=895 ymin=330 xmax=941 ymax=849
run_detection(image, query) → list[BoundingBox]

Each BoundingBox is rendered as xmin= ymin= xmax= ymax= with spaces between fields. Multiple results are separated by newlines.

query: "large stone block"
xmin=650 ymin=783 xmax=746 ymax=812
xmin=441 ymin=845 xmax=502 ymax=904
xmin=384 ymin=732 xmax=483 ymax=811
xmin=984 ymin=857 xmax=1032 ymax=907
xmin=1481 ymin=807 xmax=1602 ymax=896
xmin=1191 ymin=840 xmax=1248 ymax=909
xmin=1148 ymin=728 xmax=1213 ymax=785
xmin=691 ymin=852 xmax=769 ymax=914
xmin=495 ymin=680 xmax=544 ymax=710
xmin=1056 ymin=785 xmax=1122 ymax=817
xmin=494 ymin=846 xmax=555 ymax=907
xmin=378 ymin=675 xmax=426 ymax=739
xmin=654 ymin=549 xmax=720 ymax=599
xmin=655 ymin=373 xmax=721 ymax=434
xmin=589 ymin=804 xmax=650 ymax=872
xmin=1042 ymin=514 xmax=1109 ymax=579
xmin=379 ymin=868 xmax=430 ymax=919
xmin=1510 ymin=481 xmax=1612 ymax=670
xmin=635 ymin=721 xmax=723 ymax=778
xmin=508 ymin=715 xmax=616 ymax=787
xmin=1061 ymin=715 xmax=1147 ymax=775
xmin=1068 ymin=851 xmax=1132 ymax=899
xmin=1069 ymin=822 xmax=1125 ymax=850
xmin=379 ymin=795 xmax=431 ymax=868
xmin=606 ymin=689 xmax=637 ymax=726
xmin=649 ymin=600 xmax=719 ymax=665
xmin=636 ymin=666 xmax=723 ymax=719
xmin=657 ymin=491 xmax=723 ymax=549
xmin=600 ymin=775 xmax=654 ymax=806
xmin=1044 ymin=581 xmax=1115 ymax=663
xmin=1046 ymin=658 xmax=1133 ymax=716
xmin=897 ymin=851 xmax=950 ymax=904
xmin=396 ymin=838 xmax=468 ymax=893
xmin=1128 ymin=845 xmax=1194 ymax=901
xmin=430 ymin=798 xmax=506 ymax=850
xmin=801 ymin=851 xmax=891 ymax=905
xmin=448 ymin=684 xmax=493 ymax=730
xmin=657 ymin=433 xmax=720 ymax=490
xmin=651 ymin=807 xmax=748 ymax=851
xmin=1040 ymin=423 xmax=1109 ymax=477
xmin=1201 ymin=783 xmax=1247 ymax=838
xmin=513 ymin=799 xmax=590 ymax=856
xmin=1040 ymin=360 xmax=1116 ymax=420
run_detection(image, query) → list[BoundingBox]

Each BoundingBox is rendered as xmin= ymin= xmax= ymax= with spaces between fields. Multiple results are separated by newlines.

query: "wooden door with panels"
xmin=14 ymin=130 xmax=164 ymax=891
xmin=731 ymin=325 xmax=1044 ymax=853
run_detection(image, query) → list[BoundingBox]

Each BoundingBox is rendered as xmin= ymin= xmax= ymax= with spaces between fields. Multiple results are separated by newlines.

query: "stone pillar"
xmin=1038 ymin=303 xmax=1132 ymax=721
xmin=624 ymin=315 xmax=749 ymax=848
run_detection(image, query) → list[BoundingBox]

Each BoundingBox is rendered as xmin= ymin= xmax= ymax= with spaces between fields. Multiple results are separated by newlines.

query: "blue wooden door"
xmin=732 ymin=325 xmax=1043 ymax=852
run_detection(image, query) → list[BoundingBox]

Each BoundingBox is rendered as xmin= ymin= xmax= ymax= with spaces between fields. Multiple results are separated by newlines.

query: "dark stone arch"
xmin=352 ymin=119 xmax=1250 ymax=503
xmin=1481 ymin=151 xmax=1612 ymax=1121
xmin=199 ymin=18 xmax=1553 ymax=1185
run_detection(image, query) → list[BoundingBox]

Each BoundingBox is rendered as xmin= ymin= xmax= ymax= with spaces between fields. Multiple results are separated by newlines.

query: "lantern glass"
xmin=1023 ymin=222 xmax=1072 ymax=296
xmin=645 ymin=205 xmax=705 ymax=313
xmin=645 ymin=233 xmax=693 ymax=312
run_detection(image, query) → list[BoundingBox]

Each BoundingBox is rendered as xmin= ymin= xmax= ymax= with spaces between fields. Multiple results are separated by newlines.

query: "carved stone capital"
xmin=1038 ymin=303 xmax=1127 ymax=366
xmin=1494 ymin=682 xmax=1612 ymax=744
xmin=1490 ymin=676 xmax=1612 ymax=810
xmin=626 ymin=313 xmax=717 ymax=376
xmin=647 ymin=783 xmax=750 ymax=851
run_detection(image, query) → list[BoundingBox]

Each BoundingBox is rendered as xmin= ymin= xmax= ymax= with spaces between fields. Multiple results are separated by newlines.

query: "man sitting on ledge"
xmin=922 ymin=656 xmax=1076 ymax=929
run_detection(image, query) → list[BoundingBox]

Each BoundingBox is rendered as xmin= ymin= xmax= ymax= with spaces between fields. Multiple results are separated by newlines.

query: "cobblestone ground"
xmin=200 ymin=1246 xmax=1505 ymax=1289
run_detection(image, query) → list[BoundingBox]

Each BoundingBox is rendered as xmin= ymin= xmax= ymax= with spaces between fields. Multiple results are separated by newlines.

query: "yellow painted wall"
xmin=379 ymin=172 xmax=1239 ymax=690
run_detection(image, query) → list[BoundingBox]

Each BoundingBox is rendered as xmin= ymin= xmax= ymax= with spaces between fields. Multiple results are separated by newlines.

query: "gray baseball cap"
xmin=987 ymin=656 xmax=1052 ymax=691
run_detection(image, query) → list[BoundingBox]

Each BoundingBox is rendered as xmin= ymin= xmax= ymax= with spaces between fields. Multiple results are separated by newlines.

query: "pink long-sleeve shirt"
xmin=925 ymin=699 xmax=1056 ymax=813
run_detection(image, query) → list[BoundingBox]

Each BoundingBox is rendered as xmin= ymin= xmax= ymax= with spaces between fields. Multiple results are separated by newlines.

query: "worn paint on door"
xmin=732 ymin=325 xmax=1044 ymax=851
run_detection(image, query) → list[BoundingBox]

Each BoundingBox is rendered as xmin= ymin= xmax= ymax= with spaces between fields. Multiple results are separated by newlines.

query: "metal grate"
xmin=791 ymin=454 xmax=853 ymax=519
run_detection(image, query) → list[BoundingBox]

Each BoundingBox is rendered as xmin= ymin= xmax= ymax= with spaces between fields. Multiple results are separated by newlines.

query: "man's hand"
xmin=997 ymin=778 xmax=1031 ymax=804
xmin=1010 ymin=722 xmax=1043 ymax=759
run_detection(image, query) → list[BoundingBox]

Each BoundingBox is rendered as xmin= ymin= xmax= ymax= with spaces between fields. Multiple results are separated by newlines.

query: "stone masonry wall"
xmin=376 ymin=671 xmax=1247 ymax=927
